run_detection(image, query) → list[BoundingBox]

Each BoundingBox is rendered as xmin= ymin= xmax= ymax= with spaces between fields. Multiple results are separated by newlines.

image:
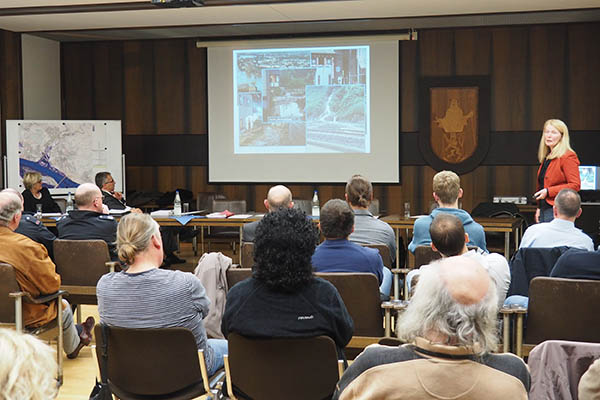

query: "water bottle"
xmin=173 ymin=190 xmax=182 ymax=216
xmin=311 ymin=190 xmax=320 ymax=218
xmin=66 ymin=192 xmax=74 ymax=212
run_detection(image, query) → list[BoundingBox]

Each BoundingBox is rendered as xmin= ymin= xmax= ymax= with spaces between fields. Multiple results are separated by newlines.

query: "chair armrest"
xmin=11 ymin=290 xmax=68 ymax=304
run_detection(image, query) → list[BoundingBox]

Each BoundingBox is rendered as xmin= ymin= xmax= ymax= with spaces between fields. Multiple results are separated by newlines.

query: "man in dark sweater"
xmin=550 ymin=247 xmax=600 ymax=280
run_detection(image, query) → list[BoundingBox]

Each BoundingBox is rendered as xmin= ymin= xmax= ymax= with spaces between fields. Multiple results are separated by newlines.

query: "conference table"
xmin=43 ymin=213 xmax=523 ymax=263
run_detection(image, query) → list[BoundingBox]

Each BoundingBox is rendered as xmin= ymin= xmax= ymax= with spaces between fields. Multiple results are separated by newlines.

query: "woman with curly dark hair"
xmin=221 ymin=207 xmax=353 ymax=355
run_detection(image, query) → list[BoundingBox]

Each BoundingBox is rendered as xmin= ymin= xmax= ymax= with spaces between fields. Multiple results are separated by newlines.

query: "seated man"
xmin=242 ymin=185 xmax=294 ymax=242
xmin=0 ymin=191 xmax=94 ymax=359
xmin=312 ymin=199 xmax=392 ymax=298
xmin=95 ymin=171 xmax=185 ymax=266
xmin=2 ymin=188 xmax=56 ymax=260
xmin=222 ymin=207 xmax=353 ymax=358
xmin=520 ymin=188 xmax=594 ymax=250
xmin=408 ymin=170 xmax=487 ymax=253
xmin=407 ymin=213 xmax=510 ymax=308
xmin=345 ymin=174 xmax=398 ymax=264
xmin=57 ymin=183 xmax=119 ymax=261
xmin=333 ymin=256 xmax=530 ymax=400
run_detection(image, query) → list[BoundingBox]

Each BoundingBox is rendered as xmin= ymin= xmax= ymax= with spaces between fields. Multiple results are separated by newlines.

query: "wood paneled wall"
xmin=56 ymin=22 xmax=600 ymax=214
xmin=0 ymin=29 xmax=23 ymax=157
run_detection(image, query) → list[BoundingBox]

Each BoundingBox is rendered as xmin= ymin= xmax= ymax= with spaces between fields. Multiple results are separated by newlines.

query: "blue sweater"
xmin=311 ymin=239 xmax=384 ymax=283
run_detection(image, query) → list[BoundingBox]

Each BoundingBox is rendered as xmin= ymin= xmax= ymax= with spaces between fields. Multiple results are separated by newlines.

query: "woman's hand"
xmin=535 ymin=208 xmax=540 ymax=223
xmin=534 ymin=188 xmax=548 ymax=200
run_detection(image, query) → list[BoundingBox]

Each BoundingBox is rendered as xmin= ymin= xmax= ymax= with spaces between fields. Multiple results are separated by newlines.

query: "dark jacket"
xmin=57 ymin=210 xmax=118 ymax=261
xmin=507 ymin=246 xmax=571 ymax=297
xmin=15 ymin=213 xmax=56 ymax=260
xmin=222 ymin=277 xmax=354 ymax=355
xmin=550 ymin=248 xmax=600 ymax=280
xmin=22 ymin=187 xmax=61 ymax=214
xmin=101 ymin=190 xmax=127 ymax=210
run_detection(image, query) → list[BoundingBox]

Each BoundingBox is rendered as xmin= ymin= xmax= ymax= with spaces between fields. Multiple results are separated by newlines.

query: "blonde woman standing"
xmin=533 ymin=119 xmax=581 ymax=223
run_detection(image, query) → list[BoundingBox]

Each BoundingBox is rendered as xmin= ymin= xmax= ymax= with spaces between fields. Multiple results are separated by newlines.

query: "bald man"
xmin=57 ymin=183 xmax=118 ymax=261
xmin=242 ymin=185 xmax=294 ymax=242
xmin=334 ymin=257 xmax=530 ymax=400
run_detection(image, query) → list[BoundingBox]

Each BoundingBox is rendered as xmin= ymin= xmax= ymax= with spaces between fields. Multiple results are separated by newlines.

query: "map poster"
xmin=6 ymin=120 xmax=122 ymax=195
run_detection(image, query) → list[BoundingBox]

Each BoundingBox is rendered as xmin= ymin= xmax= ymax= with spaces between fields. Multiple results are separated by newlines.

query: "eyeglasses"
xmin=105 ymin=179 xmax=115 ymax=184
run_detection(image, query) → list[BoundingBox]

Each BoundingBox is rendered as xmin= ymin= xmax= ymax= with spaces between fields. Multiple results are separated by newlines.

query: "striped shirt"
xmin=97 ymin=268 xmax=214 ymax=369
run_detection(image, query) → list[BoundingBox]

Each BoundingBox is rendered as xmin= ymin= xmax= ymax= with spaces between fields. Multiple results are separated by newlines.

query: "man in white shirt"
xmin=407 ymin=212 xmax=510 ymax=308
xmin=520 ymin=188 xmax=594 ymax=251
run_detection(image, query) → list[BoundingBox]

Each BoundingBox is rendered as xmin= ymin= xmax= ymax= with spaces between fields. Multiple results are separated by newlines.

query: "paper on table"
xmin=228 ymin=214 xmax=253 ymax=219
xmin=150 ymin=209 xmax=173 ymax=217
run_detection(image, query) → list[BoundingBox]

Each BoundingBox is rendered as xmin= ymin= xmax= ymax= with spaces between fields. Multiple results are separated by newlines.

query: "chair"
xmin=504 ymin=277 xmax=600 ymax=357
xmin=527 ymin=340 xmax=600 ymax=400
xmin=316 ymin=272 xmax=384 ymax=358
xmin=224 ymin=333 xmax=343 ymax=400
xmin=0 ymin=262 xmax=66 ymax=384
xmin=293 ymin=199 xmax=312 ymax=216
xmin=414 ymin=245 xmax=442 ymax=268
xmin=53 ymin=239 xmax=119 ymax=323
xmin=226 ymin=267 xmax=252 ymax=289
xmin=54 ymin=197 xmax=67 ymax=213
xmin=240 ymin=242 xmax=254 ymax=269
xmin=95 ymin=324 xmax=220 ymax=400
xmin=368 ymin=198 xmax=380 ymax=215
xmin=362 ymin=243 xmax=392 ymax=268
xmin=206 ymin=200 xmax=248 ymax=257
xmin=507 ymin=246 xmax=570 ymax=297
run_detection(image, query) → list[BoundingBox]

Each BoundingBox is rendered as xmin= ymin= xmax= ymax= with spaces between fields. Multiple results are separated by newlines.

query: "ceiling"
xmin=1 ymin=0 xmax=599 ymax=42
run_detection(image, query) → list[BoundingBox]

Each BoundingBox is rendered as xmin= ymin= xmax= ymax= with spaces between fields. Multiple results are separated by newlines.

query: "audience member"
xmin=312 ymin=199 xmax=392 ymax=297
xmin=333 ymin=256 xmax=530 ymax=400
xmin=579 ymin=358 xmax=600 ymax=400
xmin=407 ymin=213 xmax=510 ymax=308
xmin=519 ymin=188 xmax=594 ymax=250
xmin=550 ymin=247 xmax=600 ymax=280
xmin=57 ymin=183 xmax=119 ymax=261
xmin=242 ymin=185 xmax=294 ymax=242
xmin=94 ymin=172 xmax=183 ymax=266
xmin=2 ymin=188 xmax=56 ymax=259
xmin=97 ymin=213 xmax=227 ymax=375
xmin=222 ymin=207 xmax=353 ymax=359
xmin=345 ymin=174 xmax=397 ymax=264
xmin=408 ymin=170 xmax=487 ymax=253
xmin=0 ymin=191 xmax=94 ymax=359
xmin=0 ymin=328 xmax=58 ymax=400
xmin=21 ymin=171 xmax=62 ymax=214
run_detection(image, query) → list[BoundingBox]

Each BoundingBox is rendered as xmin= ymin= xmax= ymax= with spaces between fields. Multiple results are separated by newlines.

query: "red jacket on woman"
xmin=537 ymin=150 xmax=581 ymax=206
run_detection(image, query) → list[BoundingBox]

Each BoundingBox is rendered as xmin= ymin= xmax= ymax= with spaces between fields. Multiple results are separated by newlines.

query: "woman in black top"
xmin=21 ymin=172 xmax=62 ymax=214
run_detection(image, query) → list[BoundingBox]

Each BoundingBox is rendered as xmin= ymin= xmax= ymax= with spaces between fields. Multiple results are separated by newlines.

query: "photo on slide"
xmin=233 ymin=45 xmax=369 ymax=154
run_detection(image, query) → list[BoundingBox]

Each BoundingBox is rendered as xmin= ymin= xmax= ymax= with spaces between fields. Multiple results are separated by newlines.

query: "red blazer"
xmin=537 ymin=150 xmax=581 ymax=206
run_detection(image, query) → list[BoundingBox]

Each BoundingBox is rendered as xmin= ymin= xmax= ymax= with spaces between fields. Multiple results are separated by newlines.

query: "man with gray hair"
xmin=333 ymin=256 xmax=529 ymax=400
xmin=519 ymin=188 xmax=593 ymax=250
xmin=242 ymin=185 xmax=294 ymax=242
xmin=0 ymin=191 xmax=94 ymax=359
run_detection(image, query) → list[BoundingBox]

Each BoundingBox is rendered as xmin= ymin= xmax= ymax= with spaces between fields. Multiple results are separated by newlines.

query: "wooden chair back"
xmin=0 ymin=263 xmax=21 ymax=325
xmin=240 ymin=242 xmax=254 ymax=269
xmin=362 ymin=243 xmax=392 ymax=268
xmin=225 ymin=333 xmax=341 ymax=400
xmin=226 ymin=268 xmax=252 ymax=289
xmin=414 ymin=245 xmax=442 ymax=269
xmin=53 ymin=239 xmax=113 ymax=305
xmin=95 ymin=324 xmax=209 ymax=399
xmin=315 ymin=272 xmax=383 ymax=337
xmin=526 ymin=277 xmax=600 ymax=345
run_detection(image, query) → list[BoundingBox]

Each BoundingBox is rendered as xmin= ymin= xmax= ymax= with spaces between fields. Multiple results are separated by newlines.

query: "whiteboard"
xmin=6 ymin=120 xmax=123 ymax=195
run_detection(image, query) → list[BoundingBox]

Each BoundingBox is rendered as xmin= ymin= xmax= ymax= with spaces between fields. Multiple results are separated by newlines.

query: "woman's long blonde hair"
xmin=537 ymin=119 xmax=575 ymax=163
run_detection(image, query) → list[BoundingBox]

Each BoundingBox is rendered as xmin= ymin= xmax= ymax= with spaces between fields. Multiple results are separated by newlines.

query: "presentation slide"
xmin=208 ymin=36 xmax=400 ymax=183
xmin=233 ymin=46 xmax=369 ymax=154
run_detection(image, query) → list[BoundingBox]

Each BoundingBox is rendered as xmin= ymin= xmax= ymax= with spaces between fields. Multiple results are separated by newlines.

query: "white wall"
xmin=21 ymin=34 xmax=61 ymax=119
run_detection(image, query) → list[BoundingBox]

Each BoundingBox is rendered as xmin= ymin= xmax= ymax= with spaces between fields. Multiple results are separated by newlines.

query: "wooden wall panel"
xmin=188 ymin=43 xmax=208 ymax=134
xmin=400 ymin=41 xmax=418 ymax=132
xmin=126 ymin=166 xmax=155 ymax=193
xmin=529 ymin=25 xmax=566 ymax=130
xmin=123 ymin=41 xmax=155 ymax=135
xmin=93 ymin=42 xmax=123 ymax=121
xmin=568 ymin=23 xmax=600 ymax=130
xmin=154 ymin=40 xmax=186 ymax=134
xmin=0 ymin=29 xmax=23 ymax=154
xmin=491 ymin=27 xmax=529 ymax=131
xmin=419 ymin=30 xmax=454 ymax=76
xmin=454 ymin=28 xmax=491 ymax=76
xmin=157 ymin=166 xmax=187 ymax=192
xmin=61 ymin=42 xmax=94 ymax=119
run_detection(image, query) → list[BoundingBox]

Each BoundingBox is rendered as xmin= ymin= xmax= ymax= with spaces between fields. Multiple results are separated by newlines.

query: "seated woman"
xmin=21 ymin=171 xmax=62 ymax=214
xmin=222 ymin=207 xmax=354 ymax=357
xmin=97 ymin=213 xmax=227 ymax=375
